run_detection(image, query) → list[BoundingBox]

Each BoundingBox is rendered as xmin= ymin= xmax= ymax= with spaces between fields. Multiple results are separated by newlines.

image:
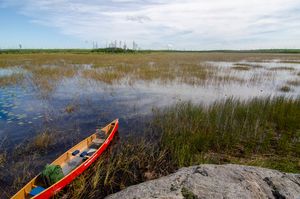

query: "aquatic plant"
xmin=234 ymin=63 xmax=263 ymax=69
xmin=154 ymin=97 xmax=300 ymax=171
xmin=287 ymin=79 xmax=300 ymax=87
xmin=231 ymin=65 xmax=251 ymax=71
xmin=0 ymin=74 xmax=24 ymax=87
xmin=279 ymin=85 xmax=291 ymax=92
xmin=0 ymin=152 xmax=6 ymax=168
xmin=65 ymin=104 xmax=76 ymax=113
xmin=31 ymin=130 xmax=56 ymax=150
xmin=269 ymin=66 xmax=295 ymax=71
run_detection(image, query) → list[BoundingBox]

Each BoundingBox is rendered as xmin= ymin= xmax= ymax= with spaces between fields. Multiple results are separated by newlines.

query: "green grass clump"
xmin=153 ymin=97 xmax=300 ymax=172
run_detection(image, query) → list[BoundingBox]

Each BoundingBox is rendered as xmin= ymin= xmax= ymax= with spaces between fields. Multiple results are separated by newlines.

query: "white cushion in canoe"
xmin=92 ymin=138 xmax=105 ymax=145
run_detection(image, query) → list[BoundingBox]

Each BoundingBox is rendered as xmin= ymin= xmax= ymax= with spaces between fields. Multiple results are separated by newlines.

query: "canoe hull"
xmin=34 ymin=120 xmax=119 ymax=199
xmin=11 ymin=119 xmax=119 ymax=199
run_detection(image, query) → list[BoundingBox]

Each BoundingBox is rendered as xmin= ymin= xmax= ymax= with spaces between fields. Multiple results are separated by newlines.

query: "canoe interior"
xmin=12 ymin=119 xmax=117 ymax=199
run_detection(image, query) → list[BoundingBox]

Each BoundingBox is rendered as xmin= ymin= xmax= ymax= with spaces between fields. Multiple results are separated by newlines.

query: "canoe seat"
xmin=80 ymin=151 xmax=88 ymax=157
xmin=72 ymin=150 xmax=80 ymax=156
xmin=92 ymin=138 xmax=105 ymax=145
xmin=29 ymin=186 xmax=45 ymax=196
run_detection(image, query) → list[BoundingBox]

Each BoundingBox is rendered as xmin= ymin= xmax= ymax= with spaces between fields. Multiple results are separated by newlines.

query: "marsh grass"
xmin=82 ymin=62 xmax=244 ymax=86
xmin=287 ymin=79 xmax=300 ymax=87
xmin=1 ymin=53 xmax=300 ymax=89
xmin=28 ymin=65 xmax=77 ymax=98
xmin=61 ymin=97 xmax=300 ymax=199
xmin=234 ymin=63 xmax=263 ymax=69
xmin=32 ymin=130 xmax=55 ymax=150
xmin=0 ymin=74 xmax=24 ymax=87
xmin=0 ymin=152 xmax=6 ymax=168
xmin=65 ymin=105 xmax=76 ymax=113
xmin=269 ymin=66 xmax=295 ymax=71
xmin=62 ymin=139 xmax=175 ymax=199
xmin=231 ymin=66 xmax=251 ymax=71
xmin=279 ymin=85 xmax=292 ymax=92
xmin=153 ymin=97 xmax=300 ymax=172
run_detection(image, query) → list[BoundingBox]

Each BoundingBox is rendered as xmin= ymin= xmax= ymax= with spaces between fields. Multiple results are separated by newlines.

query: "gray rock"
xmin=106 ymin=164 xmax=300 ymax=199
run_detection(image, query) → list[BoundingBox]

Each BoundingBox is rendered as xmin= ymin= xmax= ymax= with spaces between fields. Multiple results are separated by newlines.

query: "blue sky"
xmin=1 ymin=0 xmax=300 ymax=50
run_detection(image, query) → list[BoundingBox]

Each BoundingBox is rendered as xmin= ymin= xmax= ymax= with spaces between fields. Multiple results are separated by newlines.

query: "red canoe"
xmin=12 ymin=119 xmax=119 ymax=199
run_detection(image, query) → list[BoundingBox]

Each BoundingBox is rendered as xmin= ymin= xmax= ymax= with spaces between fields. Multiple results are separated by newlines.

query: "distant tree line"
xmin=1 ymin=48 xmax=300 ymax=54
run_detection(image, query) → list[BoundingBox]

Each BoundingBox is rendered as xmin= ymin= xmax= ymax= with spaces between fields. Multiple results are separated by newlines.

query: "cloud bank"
xmin=1 ymin=0 xmax=300 ymax=49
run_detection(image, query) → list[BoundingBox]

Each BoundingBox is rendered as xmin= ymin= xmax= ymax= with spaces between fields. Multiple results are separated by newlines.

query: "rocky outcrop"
xmin=106 ymin=164 xmax=300 ymax=199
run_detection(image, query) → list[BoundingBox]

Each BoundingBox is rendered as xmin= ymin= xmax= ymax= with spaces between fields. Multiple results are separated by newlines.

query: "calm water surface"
xmin=0 ymin=59 xmax=299 ymax=146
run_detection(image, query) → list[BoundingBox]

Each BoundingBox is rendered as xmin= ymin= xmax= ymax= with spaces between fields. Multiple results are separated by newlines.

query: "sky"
xmin=0 ymin=0 xmax=300 ymax=50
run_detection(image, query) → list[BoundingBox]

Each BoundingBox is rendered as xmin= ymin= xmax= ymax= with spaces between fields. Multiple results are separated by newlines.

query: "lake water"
xmin=0 ymin=59 xmax=299 ymax=146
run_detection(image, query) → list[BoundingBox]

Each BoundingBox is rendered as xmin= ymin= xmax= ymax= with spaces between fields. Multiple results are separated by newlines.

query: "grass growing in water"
xmin=62 ymin=139 xmax=175 ymax=198
xmin=269 ymin=66 xmax=295 ymax=71
xmin=31 ymin=130 xmax=56 ymax=150
xmin=63 ymin=97 xmax=299 ymax=199
xmin=279 ymin=85 xmax=292 ymax=92
xmin=0 ymin=74 xmax=24 ymax=87
xmin=153 ymin=97 xmax=300 ymax=172
xmin=231 ymin=66 xmax=251 ymax=71
xmin=0 ymin=152 xmax=6 ymax=168
xmin=287 ymin=79 xmax=300 ymax=87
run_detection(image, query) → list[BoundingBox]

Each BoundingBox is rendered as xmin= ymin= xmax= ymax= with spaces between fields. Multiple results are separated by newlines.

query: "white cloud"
xmin=1 ymin=0 xmax=300 ymax=49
